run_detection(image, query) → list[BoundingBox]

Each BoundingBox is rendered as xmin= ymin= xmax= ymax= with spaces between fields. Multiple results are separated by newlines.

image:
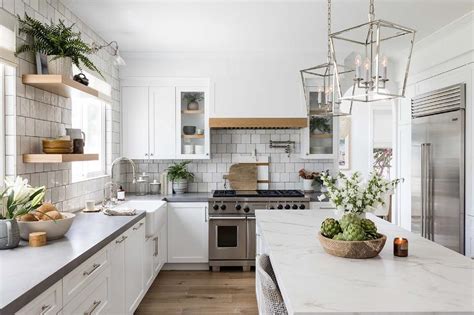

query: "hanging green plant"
xmin=310 ymin=117 xmax=331 ymax=133
xmin=15 ymin=14 xmax=104 ymax=78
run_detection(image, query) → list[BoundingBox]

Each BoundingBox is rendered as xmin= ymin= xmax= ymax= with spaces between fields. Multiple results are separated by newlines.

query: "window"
xmin=71 ymin=97 xmax=106 ymax=182
xmin=0 ymin=63 xmax=4 ymax=182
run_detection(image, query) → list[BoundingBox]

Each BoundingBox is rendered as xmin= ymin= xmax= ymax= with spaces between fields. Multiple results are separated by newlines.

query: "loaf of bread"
xmin=40 ymin=210 xmax=62 ymax=221
xmin=35 ymin=203 xmax=59 ymax=220
xmin=18 ymin=213 xmax=38 ymax=221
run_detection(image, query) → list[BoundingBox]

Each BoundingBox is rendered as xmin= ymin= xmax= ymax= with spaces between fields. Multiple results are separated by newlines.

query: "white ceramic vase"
xmin=47 ymin=56 xmax=73 ymax=78
xmin=173 ymin=179 xmax=188 ymax=194
xmin=303 ymin=179 xmax=314 ymax=192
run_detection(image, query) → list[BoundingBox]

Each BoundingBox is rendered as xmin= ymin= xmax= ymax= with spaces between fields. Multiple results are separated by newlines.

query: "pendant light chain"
xmin=327 ymin=0 xmax=332 ymax=62
xmin=368 ymin=0 xmax=375 ymax=22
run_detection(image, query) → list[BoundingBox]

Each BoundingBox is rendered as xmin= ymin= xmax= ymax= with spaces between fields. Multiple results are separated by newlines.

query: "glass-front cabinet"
xmin=302 ymin=86 xmax=338 ymax=159
xmin=176 ymin=87 xmax=210 ymax=159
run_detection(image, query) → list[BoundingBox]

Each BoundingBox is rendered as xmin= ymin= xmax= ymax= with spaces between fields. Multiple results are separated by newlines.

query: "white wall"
xmin=120 ymin=52 xmax=318 ymax=118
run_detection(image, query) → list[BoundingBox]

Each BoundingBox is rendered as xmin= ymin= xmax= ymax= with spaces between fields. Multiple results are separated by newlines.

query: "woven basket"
xmin=318 ymin=232 xmax=387 ymax=259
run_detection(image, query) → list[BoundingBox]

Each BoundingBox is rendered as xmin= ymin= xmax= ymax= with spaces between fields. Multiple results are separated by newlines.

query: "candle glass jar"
xmin=136 ymin=177 xmax=147 ymax=196
xmin=393 ymin=237 xmax=408 ymax=257
xmin=150 ymin=180 xmax=160 ymax=195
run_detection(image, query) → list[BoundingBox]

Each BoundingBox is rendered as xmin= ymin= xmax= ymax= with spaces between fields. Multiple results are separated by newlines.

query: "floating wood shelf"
xmin=311 ymin=134 xmax=333 ymax=139
xmin=22 ymin=75 xmax=111 ymax=102
xmin=23 ymin=154 xmax=99 ymax=164
xmin=182 ymin=134 xmax=205 ymax=139
xmin=181 ymin=109 xmax=204 ymax=114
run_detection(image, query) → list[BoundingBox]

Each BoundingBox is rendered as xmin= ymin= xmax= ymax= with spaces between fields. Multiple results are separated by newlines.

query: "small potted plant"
xmin=310 ymin=117 xmax=331 ymax=135
xmin=316 ymin=172 xmax=403 ymax=259
xmin=183 ymin=92 xmax=204 ymax=111
xmin=167 ymin=161 xmax=195 ymax=194
xmin=298 ymin=169 xmax=323 ymax=192
xmin=16 ymin=14 xmax=103 ymax=79
xmin=0 ymin=177 xmax=45 ymax=249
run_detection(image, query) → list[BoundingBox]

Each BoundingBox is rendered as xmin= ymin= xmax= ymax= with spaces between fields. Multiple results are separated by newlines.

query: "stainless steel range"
xmin=208 ymin=190 xmax=310 ymax=271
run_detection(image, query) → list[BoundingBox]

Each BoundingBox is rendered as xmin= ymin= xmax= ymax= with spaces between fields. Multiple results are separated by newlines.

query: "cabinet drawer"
xmin=16 ymin=280 xmax=62 ymax=315
xmin=62 ymin=267 xmax=110 ymax=315
xmin=63 ymin=247 xmax=109 ymax=305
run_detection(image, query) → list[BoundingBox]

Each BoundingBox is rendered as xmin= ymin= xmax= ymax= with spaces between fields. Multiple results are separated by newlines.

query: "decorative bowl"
xmin=318 ymin=232 xmax=387 ymax=259
xmin=183 ymin=126 xmax=196 ymax=135
xmin=18 ymin=212 xmax=76 ymax=241
xmin=42 ymin=139 xmax=73 ymax=154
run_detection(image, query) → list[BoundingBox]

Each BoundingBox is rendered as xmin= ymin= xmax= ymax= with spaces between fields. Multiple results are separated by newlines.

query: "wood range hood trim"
xmin=209 ymin=118 xmax=308 ymax=129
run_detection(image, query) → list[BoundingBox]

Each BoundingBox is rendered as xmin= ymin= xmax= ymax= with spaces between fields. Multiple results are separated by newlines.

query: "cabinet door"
xmin=124 ymin=220 xmax=145 ymax=314
xmin=108 ymin=234 xmax=126 ymax=315
xmin=168 ymin=203 xmax=209 ymax=263
xmin=176 ymin=87 xmax=210 ymax=159
xmin=144 ymin=236 xmax=155 ymax=289
xmin=154 ymin=224 xmax=168 ymax=274
xmin=150 ymin=87 xmax=176 ymax=159
xmin=122 ymin=86 xmax=150 ymax=159
xmin=16 ymin=280 xmax=62 ymax=315
xmin=302 ymin=116 xmax=339 ymax=160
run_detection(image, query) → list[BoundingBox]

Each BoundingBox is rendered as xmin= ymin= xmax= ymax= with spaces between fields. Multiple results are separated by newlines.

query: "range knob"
xmin=220 ymin=204 xmax=226 ymax=210
xmin=213 ymin=204 xmax=219 ymax=211
xmin=244 ymin=206 xmax=250 ymax=213
xmin=299 ymin=204 xmax=306 ymax=209
xmin=235 ymin=204 xmax=242 ymax=210
xmin=292 ymin=204 xmax=298 ymax=209
xmin=269 ymin=206 xmax=275 ymax=209
xmin=277 ymin=204 xmax=283 ymax=210
xmin=284 ymin=204 xmax=291 ymax=210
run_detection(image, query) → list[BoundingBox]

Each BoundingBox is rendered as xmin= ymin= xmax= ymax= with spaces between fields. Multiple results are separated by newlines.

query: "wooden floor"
xmin=135 ymin=270 xmax=258 ymax=314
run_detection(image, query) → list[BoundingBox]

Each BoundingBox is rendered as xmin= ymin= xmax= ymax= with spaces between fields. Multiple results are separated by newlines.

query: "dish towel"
xmin=103 ymin=208 xmax=137 ymax=216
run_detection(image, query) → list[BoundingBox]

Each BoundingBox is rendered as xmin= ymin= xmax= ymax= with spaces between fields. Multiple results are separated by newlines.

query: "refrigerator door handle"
xmin=421 ymin=144 xmax=426 ymax=238
xmin=422 ymin=143 xmax=433 ymax=241
xmin=427 ymin=144 xmax=434 ymax=241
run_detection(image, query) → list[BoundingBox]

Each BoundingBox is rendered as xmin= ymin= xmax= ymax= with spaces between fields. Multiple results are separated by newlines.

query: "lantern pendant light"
xmin=300 ymin=0 xmax=353 ymax=118
xmin=329 ymin=0 xmax=416 ymax=102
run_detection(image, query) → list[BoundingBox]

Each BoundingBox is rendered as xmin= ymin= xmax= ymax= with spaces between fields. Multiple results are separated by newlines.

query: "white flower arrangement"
xmin=0 ymin=176 xmax=45 ymax=219
xmin=318 ymin=171 xmax=402 ymax=214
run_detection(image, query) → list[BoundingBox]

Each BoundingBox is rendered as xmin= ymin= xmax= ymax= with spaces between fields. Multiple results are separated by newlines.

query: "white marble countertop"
xmin=255 ymin=210 xmax=474 ymax=314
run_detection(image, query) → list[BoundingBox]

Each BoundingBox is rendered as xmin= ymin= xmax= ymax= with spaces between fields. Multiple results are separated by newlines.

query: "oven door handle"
xmin=247 ymin=217 xmax=256 ymax=220
xmin=208 ymin=216 xmax=247 ymax=220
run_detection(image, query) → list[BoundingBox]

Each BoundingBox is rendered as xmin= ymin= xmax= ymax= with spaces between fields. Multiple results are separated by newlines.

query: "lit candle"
xmin=393 ymin=237 xmax=408 ymax=257
xmin=381 ymin=55 xmax=388 ymax=80
xmin=364 ymin=57 xmax=370 ymax=82
xmin=355 ymin=54 xmax=362 ymax=79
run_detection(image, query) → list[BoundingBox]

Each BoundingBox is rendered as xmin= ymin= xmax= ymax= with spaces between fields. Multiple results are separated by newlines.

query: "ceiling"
xmin=62 ymin=0 xmax=473 ymax=54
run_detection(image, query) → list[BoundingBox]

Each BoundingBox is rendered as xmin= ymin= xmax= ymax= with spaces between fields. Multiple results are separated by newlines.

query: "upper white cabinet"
xmin=301 ymin=117 xmax=339 ymax=160
xmin=176 ymin=87 xmax=210 ymax=159
xmin=122 ymin=86 xmax=150 ymax=160
xmin=167 ymin=202 xmax=208 ymax=263
xmin=121 ymin=78 xmax=211 ymax=160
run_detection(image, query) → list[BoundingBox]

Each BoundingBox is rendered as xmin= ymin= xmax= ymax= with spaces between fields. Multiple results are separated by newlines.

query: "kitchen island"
xmin=255 ymin=210 xmax=474 ymax=314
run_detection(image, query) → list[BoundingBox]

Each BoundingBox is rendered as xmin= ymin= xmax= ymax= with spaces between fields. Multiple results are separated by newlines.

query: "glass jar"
xmin=141 ymin=172 xmax=150 ymax=194
xmin=150 ymin=180 xmax=161 ymax=195
xmin=136 ymin=177 xmax=147 ymax=196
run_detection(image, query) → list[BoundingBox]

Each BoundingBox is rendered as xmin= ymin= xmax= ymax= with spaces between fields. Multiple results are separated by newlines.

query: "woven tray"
xmin=318 ymin=232 xmax=387 ymax=259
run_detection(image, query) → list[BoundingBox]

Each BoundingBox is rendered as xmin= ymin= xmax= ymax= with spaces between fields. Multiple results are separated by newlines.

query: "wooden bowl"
xmin=318 ymin=232 xmax=387 ymax=259
xmin=18 ymin=212 xmax=75 ymax=240
xmin=42 ymin=139 xmax=73 ymax=154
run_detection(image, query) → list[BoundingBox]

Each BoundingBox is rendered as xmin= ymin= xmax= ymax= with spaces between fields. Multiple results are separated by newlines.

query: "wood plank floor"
xmin=135 ymin=270 xmax=258 ymax=314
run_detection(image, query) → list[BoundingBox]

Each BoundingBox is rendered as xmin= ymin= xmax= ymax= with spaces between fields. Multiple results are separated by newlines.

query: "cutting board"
xmin=227 ymin=163 xmax=258 ymax=190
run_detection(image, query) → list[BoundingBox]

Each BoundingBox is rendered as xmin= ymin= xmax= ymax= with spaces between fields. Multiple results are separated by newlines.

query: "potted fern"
xmin=167 ymin=161 xmax=195 ymax=194
xmin=16 ymin=14 xmax=102 ymax=79
xmin=310 ymin=117 xmax=331 ymax=135
xmin=183 ymin=92 xmax=204 ymax=111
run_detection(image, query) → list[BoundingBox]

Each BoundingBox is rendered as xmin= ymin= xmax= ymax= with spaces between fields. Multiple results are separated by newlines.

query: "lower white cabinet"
xmin=62 ymin=268 xmax=111 ymax=315
xmin=16 ymin=280 xmax=63 ymax=315
xmin=167 ymin=202 xmax=209 ymax=263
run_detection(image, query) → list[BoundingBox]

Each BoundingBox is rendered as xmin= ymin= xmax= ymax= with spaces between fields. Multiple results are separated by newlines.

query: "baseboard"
xmin=162 ymin=263 xmax=210 ymax=271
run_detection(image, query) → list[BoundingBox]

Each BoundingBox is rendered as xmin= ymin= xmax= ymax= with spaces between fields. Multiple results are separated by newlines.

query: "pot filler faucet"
xmin=103 ymin=157 xmax=137 ymax=207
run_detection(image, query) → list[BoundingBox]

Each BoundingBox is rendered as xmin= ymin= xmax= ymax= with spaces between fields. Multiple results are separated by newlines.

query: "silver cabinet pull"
xmin=115 ymin=235 xmax=127 ymax=244
xmin=153 ymin=237 xmax=159 ymax=257
xmin=84 ymin=300 xmax=101 ymax=315
xmin=40 ymin=304 xmax=53 ymax=315
xmin=133 ymin=222 xmax=144 ymax=230
xmin=83 ymin=263 xmax=100 ymax=276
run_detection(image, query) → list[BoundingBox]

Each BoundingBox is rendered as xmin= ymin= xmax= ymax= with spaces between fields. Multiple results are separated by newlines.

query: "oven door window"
xmin=217 ymin=226 xmax=238 ymax=247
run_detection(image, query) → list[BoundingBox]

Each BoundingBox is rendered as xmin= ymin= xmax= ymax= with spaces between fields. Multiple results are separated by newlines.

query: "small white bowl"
xmin=18 ymin=212 xmax=76 ymax=241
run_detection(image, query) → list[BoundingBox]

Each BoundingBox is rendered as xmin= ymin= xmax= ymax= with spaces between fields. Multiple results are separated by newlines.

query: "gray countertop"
xmin=0 ymin=211 xmax=146 ymax=315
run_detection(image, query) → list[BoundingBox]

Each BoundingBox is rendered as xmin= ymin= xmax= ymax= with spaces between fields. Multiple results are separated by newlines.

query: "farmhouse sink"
xmin=113 ymin=200 xmax=166 ymax=236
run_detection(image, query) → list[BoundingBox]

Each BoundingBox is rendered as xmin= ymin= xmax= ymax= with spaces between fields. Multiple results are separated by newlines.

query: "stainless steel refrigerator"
xmin=411 ymin=83 xmax=465 ymax=254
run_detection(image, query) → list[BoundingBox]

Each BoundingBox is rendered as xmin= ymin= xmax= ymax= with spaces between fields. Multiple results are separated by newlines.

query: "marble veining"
xmin=256 ymin=210 xmax=474 ymax=314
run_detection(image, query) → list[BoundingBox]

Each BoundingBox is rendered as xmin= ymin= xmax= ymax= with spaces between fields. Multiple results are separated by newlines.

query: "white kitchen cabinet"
xmin=121 ymin=78 xmax=210 ymax=160
xmin=122 ymin=86 xmax=150 ymax=160
xmin=301 ymin=117 xmax=339 ymax=160
xmin=16 ymin=281 xmax=62 ymax=315
xmin=144 ymin=235 xmax=157 ymax=289
xmin=167 ymin=202 xmax=209 ymax=263
xmin=109 ymin=233 xmax=126 ymax=315
xmin=176 ymin=86 xmax=210 ymax=159
xmin=155 ymin=225 xmax=168 ymax=273
xmin=62 ymin=267 xmax=111 ymax=315
xmin=125 ymin=220 xmax=145 ymax=314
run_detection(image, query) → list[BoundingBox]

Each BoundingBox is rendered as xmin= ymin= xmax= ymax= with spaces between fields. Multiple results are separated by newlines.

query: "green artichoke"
xmin=360 ymin=218 xmax=377 ymax=234
xmin=333 ymin=233 xmax=345 ymax=241
xmin=343 ymin=223 xmax=366 ymax=241
xmin=320 ymin=218 xmax=342 ymax=238
xmin=340 ymin=213 xmax=361 ymax=230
